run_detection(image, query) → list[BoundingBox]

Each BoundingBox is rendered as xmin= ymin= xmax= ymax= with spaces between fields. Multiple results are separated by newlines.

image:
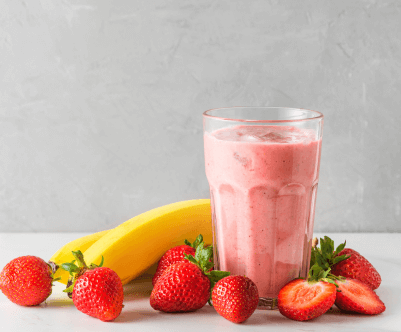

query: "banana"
xmin=82 ymin=199 xmax=212 ymax=285
xmin=50 ymin=229 xmax=110 ymax=284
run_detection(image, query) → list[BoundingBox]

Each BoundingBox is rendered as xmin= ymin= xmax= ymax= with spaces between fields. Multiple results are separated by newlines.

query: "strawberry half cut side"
xmin=335 ymin=278 xmax=386 ymax=315
xmin=278 ymin=236 xmax=348 ymax=321
xmin=278 ymin=279 xmax=337 ymax=321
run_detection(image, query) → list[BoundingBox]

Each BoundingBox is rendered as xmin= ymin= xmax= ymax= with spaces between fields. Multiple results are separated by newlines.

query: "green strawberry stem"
xmin=184 ymin=240 xmax=230 ymax=305
xmin=60 ymin=250 xmax=104 ymax=298
xmin=308 ymin=236 xmax=351 ymax=288
xmin=184 ymin=234 xmax=204 ymax=250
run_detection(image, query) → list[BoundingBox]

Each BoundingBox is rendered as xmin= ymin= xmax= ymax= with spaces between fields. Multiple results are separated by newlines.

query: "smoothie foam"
xmin=204 ymin=125 xmax=322 ymax=300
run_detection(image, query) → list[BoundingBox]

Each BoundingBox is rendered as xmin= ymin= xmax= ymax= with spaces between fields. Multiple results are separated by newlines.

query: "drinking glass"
xmin=203 ymin=107 xmax=324 ymax=309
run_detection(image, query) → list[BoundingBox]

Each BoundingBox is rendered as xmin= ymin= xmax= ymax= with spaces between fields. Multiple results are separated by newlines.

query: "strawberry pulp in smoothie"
xmin=204 ymin=125 xmax=322 ymax=307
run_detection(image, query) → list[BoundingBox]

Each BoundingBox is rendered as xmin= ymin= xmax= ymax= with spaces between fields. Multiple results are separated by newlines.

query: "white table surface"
xmin=0 ymin=232 xmax=400 ymax=332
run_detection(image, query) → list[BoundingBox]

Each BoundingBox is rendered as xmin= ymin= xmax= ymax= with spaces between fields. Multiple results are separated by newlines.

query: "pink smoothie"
xmin=204 ymin=125 xmax=322 ymax=301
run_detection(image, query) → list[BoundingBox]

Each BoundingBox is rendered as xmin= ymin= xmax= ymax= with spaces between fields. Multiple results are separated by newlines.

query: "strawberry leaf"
xmin=184 ymin=253 xmax=198 ymax=265
xmin=184 ymin=234 xmax=204 ymax=250
xmin=61 ymin=262 xmax=80 ymax=275
xmin=195 ymin=245 xmax=213 ymax=270
xmin=204 ymin=260 xmax=214 ymax=272
xmin=71 ymin=250 xmax=88 ymax=268
xmin=332 ymin=254 xmax=350 ymax=265
xmin=308 ymin=263 xmax=322 ymax=281
xmin=206 ymin=270 xmax=230 ymax=290
xmin=89 ymin=256 xmax=104 ymax=269
xmin=205 ymin=270 xmax=231 ymax=306
xmin=192 ymin=234 xmax=204 ymax=249
xmin=320 ymin=236 xmax=334 ymax=260
xmin=334 ymin=240 xmax=347 ymax=256
xmin=63 ymin=284 xmax=74 ymax=294
xmin=315 ymin=252 xmax=329 ymax=270
xmin=310 ymin=246 xmax=318 ymax=267
xmin=308 ymin=235 xmax=350 ymax=286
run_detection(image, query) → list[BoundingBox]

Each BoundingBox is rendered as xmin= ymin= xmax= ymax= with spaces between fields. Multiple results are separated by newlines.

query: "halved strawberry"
xmin=278 ymin=279 xmax=336 ymax=321
xmin=335 ymin=278 xmax=385 ymax=315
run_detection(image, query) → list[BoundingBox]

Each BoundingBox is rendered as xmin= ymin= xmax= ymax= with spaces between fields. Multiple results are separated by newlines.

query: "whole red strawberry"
xmin=150 ymin=240 xmax=229 ymax=313
xmin=331 ymin=248 xmax=381 ymax=290
xmin=0 ymin=255 xmax=57 ymax=306
xmin=152 ymin=234 xmax=206 ymax=286
xmin=212 ymin=275 xmax=259 ymax=323
xmin=152 ymin=244 xmax=195 ymax=286
xmin=335 ymin=278 xmax=385 ymax=315
xmin=61 ymin=251 xmax=124 ymax=322
xmin=150 ymin=262 xmax=211 ymax=312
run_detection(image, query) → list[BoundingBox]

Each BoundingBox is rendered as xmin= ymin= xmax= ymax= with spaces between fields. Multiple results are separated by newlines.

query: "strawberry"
xmin=278 ymin=279 xmax=337 ymax=321
xmin=150 ymin=240 xmax=229 ymax=313
xmin=152 ymin=235 xmax=203 ymax=286
xmin=152 ymin=244 xmax=195 ymax=286
xmin=277 ymin=239 xmax=346 ymax=322
xmin=0 ymin=256 xmax=58 ymax=306
xmin=311 ymin=236 xmax=381 ymax=290
xmin=61 ymin=250 xmax=124 ymax=322
xmin=212 ymin=275 xmax=259 ymax=323
xmin=335 ymin=278 xmax=385 ymax=315
xmin=150 ymin=262 xmax=211 ymax=312
xmin=277 ymin=236 xmax=385 ymax=321
xmin=330 ymin=248 xmax=381 ymax=290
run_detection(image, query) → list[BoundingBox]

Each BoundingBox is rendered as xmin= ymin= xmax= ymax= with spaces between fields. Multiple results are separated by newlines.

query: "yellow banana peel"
xmin=50 ymin=229 xmax=110 ymax=284
xmin=82 ymin=199 xmax=212 ymax=285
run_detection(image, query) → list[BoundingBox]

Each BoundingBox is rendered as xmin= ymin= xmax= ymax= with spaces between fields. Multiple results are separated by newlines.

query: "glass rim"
xmin=203 ymin=106 xmax=324 ymax=123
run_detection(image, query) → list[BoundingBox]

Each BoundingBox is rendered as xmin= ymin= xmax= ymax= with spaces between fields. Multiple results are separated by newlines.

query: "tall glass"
xmin=203 ymin=107 xmax=324 ymax=310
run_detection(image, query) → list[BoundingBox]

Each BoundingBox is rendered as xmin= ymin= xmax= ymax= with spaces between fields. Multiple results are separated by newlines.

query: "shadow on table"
xmin=243 ymin=305 xmax=389 ymax=331
xmin=115 ymin=309 xmax=160 ymax=323
xmin=123 ymin=276 xmax=153 ymax=300
xmin=38 ymin=297 xmax=74 ymax=308
xmin=115 ymin=305 xmax=218 ymax=323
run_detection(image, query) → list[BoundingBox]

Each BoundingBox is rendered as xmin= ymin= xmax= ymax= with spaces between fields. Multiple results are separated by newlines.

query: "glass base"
xmin=257 ymin=297 xmax=278 ymax=310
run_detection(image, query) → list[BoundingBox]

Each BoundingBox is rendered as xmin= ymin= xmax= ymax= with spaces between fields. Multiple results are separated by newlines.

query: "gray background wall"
xmin=0 ymin=0 xmax=400 ymax=232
